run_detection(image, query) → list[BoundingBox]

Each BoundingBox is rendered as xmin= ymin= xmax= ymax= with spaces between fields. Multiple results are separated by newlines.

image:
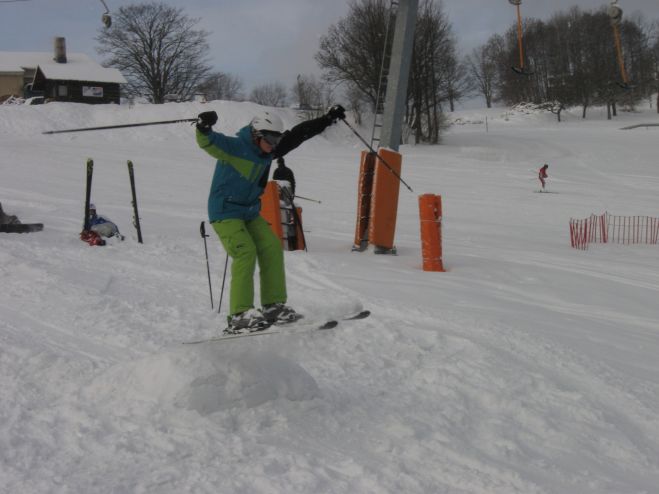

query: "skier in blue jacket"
xmin=88 ymin=203 xmax=121 ymax=238
xmin=196 ymin=105 xmax=346 ymax=334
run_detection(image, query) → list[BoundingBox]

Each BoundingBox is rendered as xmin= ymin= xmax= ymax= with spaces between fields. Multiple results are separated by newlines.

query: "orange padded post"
xmin=418 ymin=194 xmax=444 ymax=272
xmin=261 ymin=181 xmax=306 ymax=251
xmin=369 ymin=148 xmax=402 ymax=251
xmin=353 ymin=151 xmax=376 ymax=250
xmin=260 ymin=181 xmax=283 ymax=242
xmin=293 ymin=207 xmax=305 ymax=251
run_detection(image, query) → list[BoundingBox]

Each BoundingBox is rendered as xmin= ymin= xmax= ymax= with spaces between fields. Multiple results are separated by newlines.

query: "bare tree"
xmin=484 ymin=5 xmax=657 ymax=120
xmin=291 ymin=74 xmax=325 ymax=109
xmin=316 ymin=0 xmax=458 ymax=143
xmin=198 ymin=72 xmax=244 ymax=101
xmin=441 ymin=53 xmax=473 ymax=112
xmin=315 ymin=0 xmax=390 ymax=108
xmin=249 ymin=82 xmax=288 ymax=107
xmin=465 ymin=37 xmax=502 ymax=108
xmin=345 ymin=82 xmax=367 ymax=125
xmin=96 ymin=2 xmax=211 ymax=103
xmin=405 ymin=0 xmax=448 ymax=143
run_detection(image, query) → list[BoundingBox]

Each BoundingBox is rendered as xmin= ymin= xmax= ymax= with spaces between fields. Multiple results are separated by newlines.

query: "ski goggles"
xmin=259 ymin=130 xmax=283 ymax=147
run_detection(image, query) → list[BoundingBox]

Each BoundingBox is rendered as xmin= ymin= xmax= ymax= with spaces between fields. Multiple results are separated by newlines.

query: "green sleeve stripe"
xmin=196 ymin=131 xmax=257 ymax=180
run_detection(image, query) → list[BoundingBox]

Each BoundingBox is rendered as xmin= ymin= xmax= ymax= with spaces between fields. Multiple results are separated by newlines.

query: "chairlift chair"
xmin=100 ymin=0 xmax=111 ymax=28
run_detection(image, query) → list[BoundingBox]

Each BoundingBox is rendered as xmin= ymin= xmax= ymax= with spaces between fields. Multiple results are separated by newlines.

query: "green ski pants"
xmin=212 ymin=216 xmax=287 ymax=316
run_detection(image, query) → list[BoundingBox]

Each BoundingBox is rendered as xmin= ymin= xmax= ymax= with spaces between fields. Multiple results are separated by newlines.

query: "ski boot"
xmin=224 ymin=309 xmax=271 ymax=335
xmin=262 ymin=303 xmax=303 ymax=325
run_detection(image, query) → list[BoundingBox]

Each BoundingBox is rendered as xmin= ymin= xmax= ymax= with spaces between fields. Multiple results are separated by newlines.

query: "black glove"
xmin=196 ymin=111 xmax=218 ymax=134
xmin=326 ymin=104 xmax=346 ymax=122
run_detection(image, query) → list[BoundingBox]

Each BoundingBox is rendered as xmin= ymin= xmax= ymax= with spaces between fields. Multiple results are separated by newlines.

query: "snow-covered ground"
xmin=1 ymin=98 xmax=659 ymax=493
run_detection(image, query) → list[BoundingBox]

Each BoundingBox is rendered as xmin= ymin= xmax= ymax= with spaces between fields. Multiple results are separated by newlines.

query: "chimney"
xmin=54 ymin=37 xmax=67 ymax=63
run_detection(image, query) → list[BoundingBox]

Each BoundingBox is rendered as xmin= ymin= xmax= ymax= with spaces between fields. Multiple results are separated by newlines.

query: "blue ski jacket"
xmin=196 ymin=114 xmax=334 ymax=222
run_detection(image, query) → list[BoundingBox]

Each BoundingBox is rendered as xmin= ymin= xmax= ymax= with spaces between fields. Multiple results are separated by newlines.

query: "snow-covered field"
xmin=1 ymin=98 xmax=659 ymax=493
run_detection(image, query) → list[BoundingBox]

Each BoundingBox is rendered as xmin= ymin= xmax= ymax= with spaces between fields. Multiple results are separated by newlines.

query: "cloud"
xmin=190 ymin=0 xmax=351 ymax=90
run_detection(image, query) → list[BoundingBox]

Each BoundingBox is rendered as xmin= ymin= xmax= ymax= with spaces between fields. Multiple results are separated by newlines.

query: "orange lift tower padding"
xmin=353 ymin=151 xmax=376 ymax=251
xmin=291 ymin=206 xmax=305 ymax=251
xmin=368 ymin=148 xmax=402 ymax=253
xmin=418 ymin=193 xmax=444 ymax=272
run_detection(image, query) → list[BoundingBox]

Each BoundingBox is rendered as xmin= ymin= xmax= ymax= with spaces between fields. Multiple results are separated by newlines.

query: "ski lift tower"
xmin=352 ymin=0 xmax=418 ymax=254
xmin=379 ymin=0 xmax=418 ymax=151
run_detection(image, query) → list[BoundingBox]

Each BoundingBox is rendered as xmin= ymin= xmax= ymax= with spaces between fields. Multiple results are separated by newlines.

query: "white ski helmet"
xmin=250 ymin=111 xmax=284 ymax=135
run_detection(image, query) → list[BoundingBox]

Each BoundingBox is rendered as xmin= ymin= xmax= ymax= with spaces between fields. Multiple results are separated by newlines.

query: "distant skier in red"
xmin=538 ymin=164 xmax=549 ymax=190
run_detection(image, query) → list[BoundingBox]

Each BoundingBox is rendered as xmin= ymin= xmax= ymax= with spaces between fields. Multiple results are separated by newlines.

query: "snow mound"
xmin=81 ymin=346 xmax=321 ymax=416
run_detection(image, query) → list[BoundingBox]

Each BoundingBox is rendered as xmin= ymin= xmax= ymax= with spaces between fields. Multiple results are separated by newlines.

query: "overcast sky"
xmin=1 ymin=0 xmax=657 ymax=93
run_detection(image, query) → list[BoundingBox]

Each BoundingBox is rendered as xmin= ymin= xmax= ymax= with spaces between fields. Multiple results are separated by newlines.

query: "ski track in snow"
xmin=1 ymin=101 xmax=659 ymax=493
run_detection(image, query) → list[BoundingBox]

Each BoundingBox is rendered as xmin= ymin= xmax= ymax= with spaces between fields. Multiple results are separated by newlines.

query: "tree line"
xmin=95 ymin=1 xmax=658 ymax=142
xmin=467 ymin=6 xmax=659 ymax=120
xmin=314 ymin=0 xmax=464 ymax=143
xmin=94 ymin=0 xmax=462 ymax=144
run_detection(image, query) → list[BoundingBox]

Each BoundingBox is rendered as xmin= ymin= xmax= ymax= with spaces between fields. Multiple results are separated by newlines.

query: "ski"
xmin=79 ymin=158 xmax=105 ymax=246
xmin=183 ymin=310 xmax=370 ymax=345
xmin=127 ymin=160 xmax=143 ymax=243
xmin=83 ymin=158 xmax=93 ymax=231
xmin=341 ymin=309 xmax=370 ymax=321
xmin=0 ymin=223 xmax=44 ymax=233
xmin=183 ymin=319 xmax=335 ymax=344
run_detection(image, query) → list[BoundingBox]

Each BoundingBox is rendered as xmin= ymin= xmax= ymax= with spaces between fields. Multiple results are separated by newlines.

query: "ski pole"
xmin=200 ymin=221 xmax=214 ymax=309
xmin=42 ymin=118 xmax=197 ymax=135
xmin=339 ymin=119 xmax=414 ymax=193
xmin=127 ymin=160 xmax=143 ymax=243
xmin=294 ymin=194 xmax=322 ymax=204
xmin=218 ymin=252 xmax=229 ymax=314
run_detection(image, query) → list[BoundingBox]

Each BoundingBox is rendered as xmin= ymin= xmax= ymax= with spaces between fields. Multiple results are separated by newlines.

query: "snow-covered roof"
xmin=0 ymin=52 xmax=50 ymax=72
xmin=0 ymin=51 xmax=126 ymax=84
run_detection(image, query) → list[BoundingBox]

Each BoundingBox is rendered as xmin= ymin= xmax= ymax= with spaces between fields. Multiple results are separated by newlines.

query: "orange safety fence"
xmin=569 ymin=212 xmax=659 ymax=250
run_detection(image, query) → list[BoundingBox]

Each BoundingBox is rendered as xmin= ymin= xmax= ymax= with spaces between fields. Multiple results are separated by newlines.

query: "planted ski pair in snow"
xmin=80 ymin=158 xmax=142 ymax=246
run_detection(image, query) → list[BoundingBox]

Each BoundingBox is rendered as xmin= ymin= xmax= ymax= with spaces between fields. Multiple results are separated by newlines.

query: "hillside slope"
xmin=1 ymin=100 xmax=659 ymax=493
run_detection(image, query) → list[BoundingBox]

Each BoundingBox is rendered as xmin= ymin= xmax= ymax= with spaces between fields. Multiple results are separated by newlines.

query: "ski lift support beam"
xmin=378 ymin=0 xmax=418 ymax=152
